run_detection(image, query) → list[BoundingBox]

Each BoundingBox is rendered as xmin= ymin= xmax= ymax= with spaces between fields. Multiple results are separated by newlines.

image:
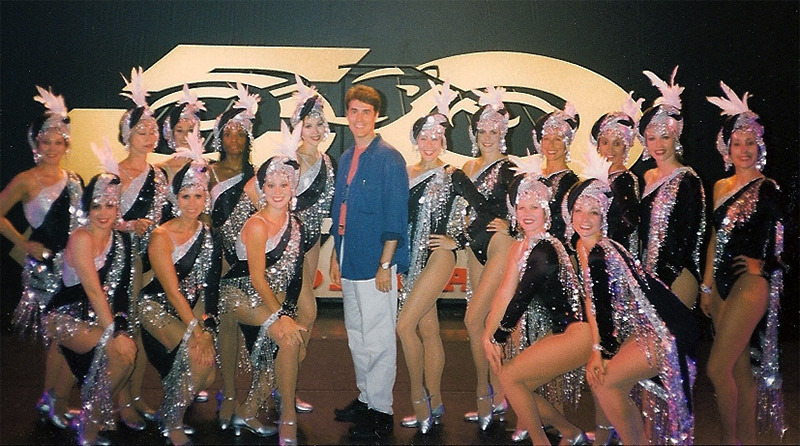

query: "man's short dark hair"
xmin=345 ymin=85 xmax=381 ymax=114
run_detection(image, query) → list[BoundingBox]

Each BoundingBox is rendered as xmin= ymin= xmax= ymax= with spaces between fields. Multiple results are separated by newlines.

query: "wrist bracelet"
xmin=592 ymin=343 xmax=603 ymax=352
xmin=700 ymin=284 xmax=712 ymax=295
xmin=262 ymin=310 xmax=281 ymax=332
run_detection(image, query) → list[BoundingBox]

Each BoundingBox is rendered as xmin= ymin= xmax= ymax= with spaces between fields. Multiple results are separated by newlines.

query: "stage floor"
xmin=1 ymin=301 xmax=797 ymax=445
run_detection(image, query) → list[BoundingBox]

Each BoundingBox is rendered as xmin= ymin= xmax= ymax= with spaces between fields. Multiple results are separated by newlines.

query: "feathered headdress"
xmin=171 ymin=126 xmax=211 ymax=196
xmin=410 ymin=80 xmax=456 ymax=147
xmin=163 ymin=84 xmax=207 ymax=149
xmin=90 ymin=138 xmax=120 ymax=176
xmin=707 ymin=80 xmax=766 ymax=170
xmin=212 ymin=82 xmax=261 ymax=152
xmin=28 ymin=86 xmax=71 ymax=162
xmin=469 ymin=86 xmax=510 ymax=155
xmin=637 ymin=66 xmax=685 ymax=158
xmin=507 ymin=152 xmax=551 ymax=232
xmin=290 ymin=73 xmax=330 ymax=140
xmin=119 ymin=67 xmax=156 ymax=147
xmin=532 ymin=102 xmax=580 ymax=161
xmin=590 ymin=91 xmax=643 ymax=163
xmin=564 ymin=147 xmax=614 ymax=238
xmin=255 ymin=120 xmax=301 ymax=210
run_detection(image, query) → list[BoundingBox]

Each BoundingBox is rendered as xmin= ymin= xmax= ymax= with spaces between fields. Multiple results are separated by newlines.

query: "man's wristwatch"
xmin=380 ymin=261 xmax=391 ymax=270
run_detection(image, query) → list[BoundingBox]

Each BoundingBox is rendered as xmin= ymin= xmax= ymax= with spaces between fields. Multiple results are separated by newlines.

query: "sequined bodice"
xmin=235 ymin=213 xmax=289 ymax=261
xmin=121 ymin=166 xmax=151 ymax=216
xmin=24 ymin=173 xmax=68 ymax=229
xmin=62 ymin=234 xmax=113 ymax=287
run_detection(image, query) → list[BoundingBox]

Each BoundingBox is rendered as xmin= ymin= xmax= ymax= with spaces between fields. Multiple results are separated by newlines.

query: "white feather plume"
xmin=120 ymin=67 xmax=149 ymax=108
xmin=622 ymin=91 xmax=644 ymax=120
xmin=90 ymin=137 xmax=120 ymax=176
xmin=579 ymin=144 xmax=611 ymax=184
xmin=706 ymin=81 xmax=752 ymax=116
xmin=173 ymin=126 xmax=206 ymax=165
xmin=508 ymin=150 xmax=543 ymax=178
xmin=563 ymin=102 xmax=578 ymax=120
xmin=429 ymin=79 xmax=457 ymax=116
xmin=33 ymin=86 xmax=68 ymax=119
xmin=231 ymin=82 xmax=260 ymax=120
xmin=276 ymin=120 xmax=301 ymax=159
xmin=177 ymin=84 xmax=206 ymax=114
xmin=472 ymin=85 xmax=505 ymax=111
xmin=293 ymin=73 xmax=318 ymax=106
xmin=643 ymin=65 xmax=684 ymax=110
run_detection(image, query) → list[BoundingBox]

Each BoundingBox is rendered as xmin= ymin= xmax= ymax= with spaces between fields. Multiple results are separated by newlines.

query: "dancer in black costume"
xmin=702 ymin=82 xmax=786 ymax=444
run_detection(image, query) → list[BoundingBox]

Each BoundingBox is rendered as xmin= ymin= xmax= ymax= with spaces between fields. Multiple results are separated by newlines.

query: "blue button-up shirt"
xmin=331 ymin=134 xmax=409 ymax=280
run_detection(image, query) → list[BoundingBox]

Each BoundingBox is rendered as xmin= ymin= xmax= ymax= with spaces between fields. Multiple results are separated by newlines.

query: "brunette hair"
xmin=345 ymin=85 xmax=381 ymax=114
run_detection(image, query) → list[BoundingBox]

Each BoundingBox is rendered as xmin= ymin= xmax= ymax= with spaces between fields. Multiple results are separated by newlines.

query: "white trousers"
xmin=340 ymin=241 xmax=398 ymax=415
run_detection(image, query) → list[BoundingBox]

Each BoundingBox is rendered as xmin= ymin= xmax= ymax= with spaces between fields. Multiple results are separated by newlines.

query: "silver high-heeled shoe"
xmin=409 ymin=392 xmax=435 ymax=434
xmin=76 ymin=414 xmax=111 ymax=446
xmin=217 ymin=395 xmax=236 ymax=431
xmin=39 ymin=391 xmax=70 ymax=429
xmin=131 ymin=396 xmax=157 ymax=422
xmin=400 ymin=402 xmax=444 ymax=427
xmin=463 ymin=398 xmax=507 ymax=423
xmin=564 ymin=431 xmax=590 ymax=445
xmin=295 ymin=396 xmax=313 ymax=413
xmin=278 ymin=420 xmax=298 ymax=446
xmin=511 ymin=429 xmax=529 ymax=442
xmin=230 ymin=415 xmax=278 ymax=437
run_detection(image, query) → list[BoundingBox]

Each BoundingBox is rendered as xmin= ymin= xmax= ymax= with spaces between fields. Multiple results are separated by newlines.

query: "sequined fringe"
xmin=602 ymin=240 xmax=694 ymax=444
xmin=754 ymin=268 xmax=785 ymax=438
xmin=159 ymin=320 xmax=197 ymax=431
xmin=242 ymin=322 xmax=277 ymax=416
xmin=13 ymin=254 xmax=63 ymax=338
xmin=81 ymin=324 xmax=116 ymax=432
xmin=400 ymin=167 xmax=452 ymax=312
xmin=218 ymin=282 xmax=267 ymax=374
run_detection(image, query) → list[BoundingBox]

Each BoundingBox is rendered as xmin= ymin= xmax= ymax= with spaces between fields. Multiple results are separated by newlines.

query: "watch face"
xmin=381 ymin=262 xmax=391 ymax=269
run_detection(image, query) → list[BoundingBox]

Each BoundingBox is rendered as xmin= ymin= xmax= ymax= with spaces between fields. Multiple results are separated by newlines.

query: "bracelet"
xmin=592 ymin=343 xmax=603 ymax=352
xmin=262 ymin=309 xmax=281 ymax=332
xmin=700 ymin=284 xmax=712 ymax=295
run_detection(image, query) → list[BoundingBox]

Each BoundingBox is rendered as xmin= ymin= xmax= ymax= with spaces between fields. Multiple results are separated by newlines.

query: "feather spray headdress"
xmin=255 ymin=120 xmax=301 ymax=210
xmin=79 ymin=139 xmax=122 ymax=223
xmin=119 ymin=67 xmax=157 ymax=148
xmin=469 ymin=86 xmax=510 ymax=155
xmin=28 ymin=86 xmax=71 ymax=163
xmin=532 ymin=102 xmax=580 ymax=161
xmin=707 ymin=81 xmax=766 ymax=170
xmin=163 ymin=84 xmax=207 ymax=149
xmin=590 ymin=92 xmax=643 ymax=164
xmin=507 ymin=151 xmax=552 ymax=231
xmin=637 ymin=66 xmax=685 ymax=159
xmin=564 ymin=147 xmax=613 ymax=238
xmin=212 ymin=82 xmax=261 ymax=152
xmin=290 ymin=73 xmax=329 ymax=136
xmin=410 ymin=80 xmax=456 ymax=148
xmin=172 ymin=126 xmax=210 ymax=194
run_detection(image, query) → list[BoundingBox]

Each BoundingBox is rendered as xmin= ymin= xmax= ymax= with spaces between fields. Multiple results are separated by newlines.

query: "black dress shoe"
xmin=349 ymin=409 xmax=393 ymax=440
xmin=334 ymin=398 xmax=368 ymax=423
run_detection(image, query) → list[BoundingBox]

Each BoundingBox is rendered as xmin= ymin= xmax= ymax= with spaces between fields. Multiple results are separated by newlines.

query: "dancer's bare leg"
xmin=217 ymin=308 xmax=239 ymax=423
xmin=464 ymin=233 xmax=513 ymax=417
xmin=707 ymin=274 xmax=767 ymax=445
xmin=590 ymin=339 xmax=658 ymax=446
xmin=397 ymin=249 xmax=453 ymax=421
xmin=500 ymin=322 xmax=591 ymax=445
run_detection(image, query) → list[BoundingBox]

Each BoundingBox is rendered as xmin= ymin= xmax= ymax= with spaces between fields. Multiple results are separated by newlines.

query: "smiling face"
xmin=572 ymin=197 xmax=603 ymax=242
xmin=129 ymin=119 xmax=159 ymax=155
xmin=644 ymin=127 xmax=677 ymax=164
xmin=346 ymin=99 xmax=378 ymax=141
xmin=172 ymin=119 xmax=194 ymax=148
xmin=729 ymin=129 xmax=759 ymax=171
xmin=262 ymin=173 xmax=292 ymax=211
xmin=176 ymin=186 xmax=207 ymax=220
xmin=515 ymin=194 xmax=547 ymax=235
xmin=36 ymin=129 xmax=68 ymax=166
xmin=222 ymin=123 xmax=248 ymax=155
xmin=597 ymin=134 xmax=626 ymax=170
xmin=89 ymin=201 xmax=118 ymax=231
xmin=301 ymin=115 xmax=326 ymax=149
xmin=476 ymin=127 xmax=502 ymax=155
xmin=417 ymin=131 xmax=444 ymax=162
xmin=541 ymin=133 xmax=567 ymax=163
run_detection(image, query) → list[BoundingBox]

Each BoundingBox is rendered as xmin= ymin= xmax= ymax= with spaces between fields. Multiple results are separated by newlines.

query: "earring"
xmin=565 ymin=149 xmax=571 ymax=163
xmin=674 ymin=142 xmax=683 ymax=157
xmin=471 ymin=141 xmax=479 ymax=157
xmin=291 ymin=196 xmax=297 ymax=211
xmin=500 ymin=138 xmax=507 ymax=154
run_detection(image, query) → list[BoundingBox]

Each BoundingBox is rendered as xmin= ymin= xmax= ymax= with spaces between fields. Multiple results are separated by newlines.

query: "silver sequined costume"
xmin=295 ymin=153 xmax=335 ymax=251
xmin=13 ymin=171 xmax=82 ymax=337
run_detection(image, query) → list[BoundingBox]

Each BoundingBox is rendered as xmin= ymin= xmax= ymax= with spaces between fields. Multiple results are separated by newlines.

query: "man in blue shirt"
xmin=329 ymin=84 xmax=409 ymax=440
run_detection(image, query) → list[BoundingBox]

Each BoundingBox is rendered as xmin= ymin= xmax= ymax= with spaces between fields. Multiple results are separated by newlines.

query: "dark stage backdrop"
xmin=1 ymin=1 xmax=798 ymax=334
